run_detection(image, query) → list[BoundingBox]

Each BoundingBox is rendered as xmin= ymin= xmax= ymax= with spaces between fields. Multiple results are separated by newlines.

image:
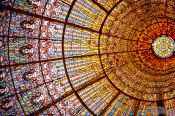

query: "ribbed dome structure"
xmin=0 ymin=0 xmax=175 ymax=115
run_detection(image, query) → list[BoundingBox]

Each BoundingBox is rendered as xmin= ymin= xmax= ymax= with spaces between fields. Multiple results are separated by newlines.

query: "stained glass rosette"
xmin=152 ymin=36 xmax=174 ymax=58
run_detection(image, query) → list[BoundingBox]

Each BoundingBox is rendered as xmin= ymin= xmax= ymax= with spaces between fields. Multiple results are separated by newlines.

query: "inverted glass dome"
xmin=0 ymin=0 xmax=175 ymax=115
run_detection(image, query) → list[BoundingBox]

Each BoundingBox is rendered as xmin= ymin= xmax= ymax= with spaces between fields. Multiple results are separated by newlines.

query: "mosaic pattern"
xmin=0 ymin=0 xmax=175 ymax=115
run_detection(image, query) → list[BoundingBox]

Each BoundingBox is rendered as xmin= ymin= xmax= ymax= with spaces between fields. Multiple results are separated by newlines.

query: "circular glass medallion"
xmin=152 ymin=35 xmax=175 ymax=58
